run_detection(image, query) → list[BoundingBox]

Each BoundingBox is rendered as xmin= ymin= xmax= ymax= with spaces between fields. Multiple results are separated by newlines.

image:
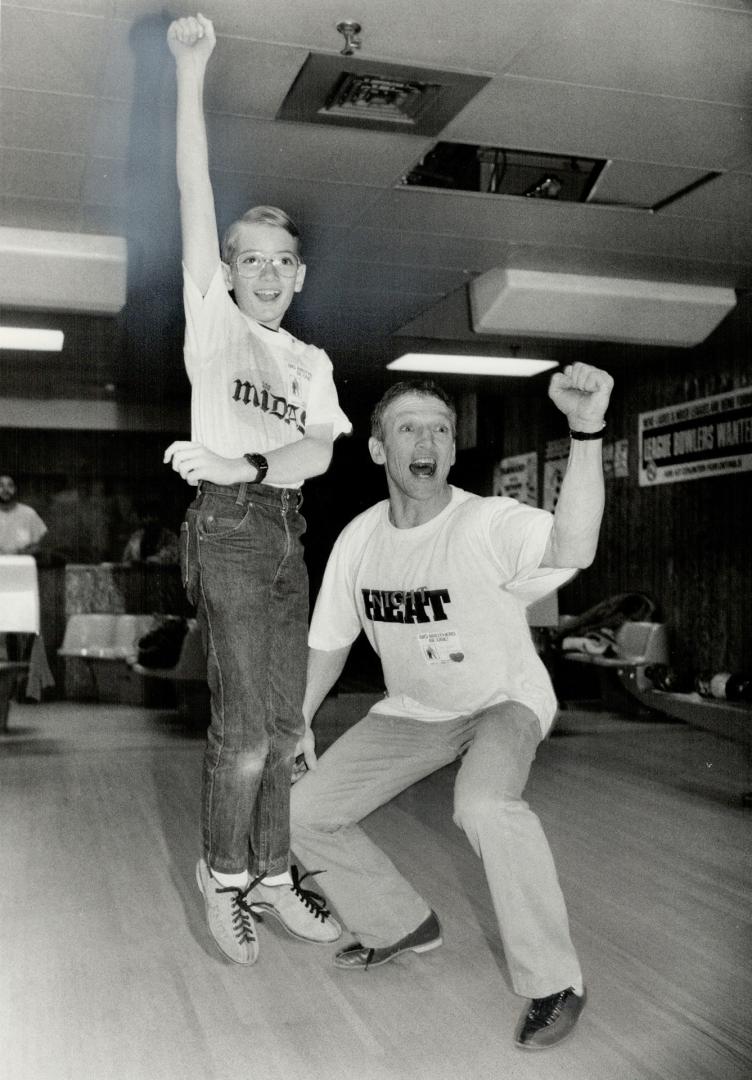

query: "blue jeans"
xmin=181 ymin=480 xmax=308 ymax=877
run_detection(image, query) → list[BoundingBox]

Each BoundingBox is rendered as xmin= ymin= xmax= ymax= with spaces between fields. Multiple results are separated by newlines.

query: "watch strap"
xmin=570 ymin=425 xmax=606 ymax=440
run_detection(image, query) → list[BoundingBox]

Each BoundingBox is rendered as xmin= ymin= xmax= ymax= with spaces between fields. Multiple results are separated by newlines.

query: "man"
xmin=291 ymin=362 xmax=613 ymax=1050
xmin=0 ymin=475 xmax=47 ymax=556
xmin=163 ymin=14 xmax=350 ymax=965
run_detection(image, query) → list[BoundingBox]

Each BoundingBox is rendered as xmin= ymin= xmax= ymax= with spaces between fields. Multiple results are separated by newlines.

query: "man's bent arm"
xmin=542 ymin=439 xmax=605 ymax=569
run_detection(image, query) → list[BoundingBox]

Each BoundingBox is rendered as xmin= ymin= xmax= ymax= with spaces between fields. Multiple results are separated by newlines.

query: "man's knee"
xmin=453 ymin=788 xmax=530 ymax=836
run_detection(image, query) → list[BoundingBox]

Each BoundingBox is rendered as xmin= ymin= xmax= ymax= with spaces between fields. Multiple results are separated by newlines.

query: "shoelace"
xmin=526 ymin=989 xmax=572 ymax=1029
xmin=217 ymin=882 xmax=256 ymax=945
xmin=290 ymin=865 xmax=332 ymax=922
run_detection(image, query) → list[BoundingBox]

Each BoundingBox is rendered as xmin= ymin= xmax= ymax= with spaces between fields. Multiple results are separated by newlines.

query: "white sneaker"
xmin=250 ymin=866 xmax=342 ymax=944
xmin=195 ymin=858 xmax=259 ymax=964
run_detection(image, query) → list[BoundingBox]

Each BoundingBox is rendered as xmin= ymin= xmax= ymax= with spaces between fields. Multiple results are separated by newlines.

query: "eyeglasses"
xmin=234 ymin=251 xmax=301 ymax=279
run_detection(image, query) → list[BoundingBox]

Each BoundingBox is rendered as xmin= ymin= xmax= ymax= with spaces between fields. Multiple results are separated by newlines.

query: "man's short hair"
xmin=221 ymin=205 xmax=302 ymax=264
xmin=370 ymin=380 xmax=457 ymax=441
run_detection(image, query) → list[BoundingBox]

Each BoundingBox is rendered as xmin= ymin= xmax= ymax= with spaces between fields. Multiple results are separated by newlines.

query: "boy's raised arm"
xmin=167 ymin=13 xmax=221 ymax=295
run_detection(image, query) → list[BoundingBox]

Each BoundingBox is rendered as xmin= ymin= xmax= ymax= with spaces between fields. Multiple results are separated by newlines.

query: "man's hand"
xmin=163 ymin=441 xmax=243 ymax=486
xmin=293 ymin=728 xmax=318 ymax=782
xmin=548 ymin=362 xmax=614 ymax=432
xmin=167 ymin=12 xmax=216 ymax=66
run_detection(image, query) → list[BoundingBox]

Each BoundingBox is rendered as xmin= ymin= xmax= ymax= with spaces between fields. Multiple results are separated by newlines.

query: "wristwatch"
xmin=244 ymin=453 xmax=269 ymax=484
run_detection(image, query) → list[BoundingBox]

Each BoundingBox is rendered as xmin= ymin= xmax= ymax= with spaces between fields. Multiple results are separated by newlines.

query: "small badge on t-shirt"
xmin=288 ymin=363 xmax=311 ymax=405
xmin=418 ymin=630 xmax=465 ymax=664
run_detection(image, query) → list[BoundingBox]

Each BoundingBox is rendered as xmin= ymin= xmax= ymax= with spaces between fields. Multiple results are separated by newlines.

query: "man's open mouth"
xmin=409 ymin=458 xmax=437 ymax=477
xmin=254 ymin=289 xmax=282 ymax=302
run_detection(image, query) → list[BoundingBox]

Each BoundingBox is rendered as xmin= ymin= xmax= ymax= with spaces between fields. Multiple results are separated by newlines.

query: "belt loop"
xmin=281 ymin=489 xmax=290 ymax=513
xmin=236 ymin=482 xmax=247 ymax=506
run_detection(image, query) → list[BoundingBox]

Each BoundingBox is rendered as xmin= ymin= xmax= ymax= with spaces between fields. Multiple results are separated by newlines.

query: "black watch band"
xmin=570 ymin=425 xmax=606 ymax=440
xmin=244 ymin=453 xmax=269 ymax=483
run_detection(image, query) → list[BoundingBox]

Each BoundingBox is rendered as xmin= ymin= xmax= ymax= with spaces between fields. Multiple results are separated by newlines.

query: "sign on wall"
xmin=493 ymin=451 xmax=538 ymax=506
xmin=639 ymin=386 xmax=752 ymax=486
xmin=543 ymin=437 xmax=571 ymax=511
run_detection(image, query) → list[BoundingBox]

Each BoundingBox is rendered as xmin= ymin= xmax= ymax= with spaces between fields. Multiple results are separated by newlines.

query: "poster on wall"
xmin=638 ymin=386 xmax=752 ymax=486
xmin=543 ymin=437 xmax=571 ymax=511
xmin=493 ymin=452 xmax=538 ymax=505
xmin=614 ymin=438 xmax=629 ymax=479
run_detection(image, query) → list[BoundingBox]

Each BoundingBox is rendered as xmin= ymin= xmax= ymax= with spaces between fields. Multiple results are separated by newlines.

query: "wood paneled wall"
xmin=476 ymin=328 xmax=752 ymax=675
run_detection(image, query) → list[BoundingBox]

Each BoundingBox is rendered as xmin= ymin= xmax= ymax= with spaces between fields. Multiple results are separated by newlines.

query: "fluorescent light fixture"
xmin=0 ymin=227 xmax=128 ymax=315
xmin=388 ymin=353 xmax=558 ymax=377
xmin=0 ymin=327 xmax=64 ymax=351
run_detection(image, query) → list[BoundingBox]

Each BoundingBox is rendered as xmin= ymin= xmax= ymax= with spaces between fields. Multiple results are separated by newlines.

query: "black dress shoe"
xmin=334 ymin=910 xmax=442 ymax=970
xmin=514 ymin=986 xmax=587 ymax=1050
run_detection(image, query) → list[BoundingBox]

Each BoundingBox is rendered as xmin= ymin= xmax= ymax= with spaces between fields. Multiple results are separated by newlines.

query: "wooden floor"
xmin=1 ymin=697 xmax=750 ymax=1080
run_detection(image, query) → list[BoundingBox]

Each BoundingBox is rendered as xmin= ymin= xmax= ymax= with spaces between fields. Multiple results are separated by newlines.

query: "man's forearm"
xmin=544 ymin=439 xmax=605 ymax=569
xmin=303 ymin=646 xmax=352 ymax=726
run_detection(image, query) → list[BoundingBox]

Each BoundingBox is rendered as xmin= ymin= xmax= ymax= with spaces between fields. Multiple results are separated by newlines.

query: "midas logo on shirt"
xmin=362 ymin=586 xmax=451 ymax=624
xmin=232 ymin=379 xmax=306 ymax=435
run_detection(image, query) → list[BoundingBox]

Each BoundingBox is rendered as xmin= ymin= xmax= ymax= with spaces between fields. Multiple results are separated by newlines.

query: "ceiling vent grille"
xmin=277 ymin=54 xmax=489 ymax=135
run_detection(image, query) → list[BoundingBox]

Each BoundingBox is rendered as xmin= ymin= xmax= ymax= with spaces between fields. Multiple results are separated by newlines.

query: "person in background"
xmin=291 ymin=363 xmax=613 ymax=1051
xmin=0 ymin=474 xmax=47 ymax=556
xmin=163 ymin=13 xmax=351 ymax=966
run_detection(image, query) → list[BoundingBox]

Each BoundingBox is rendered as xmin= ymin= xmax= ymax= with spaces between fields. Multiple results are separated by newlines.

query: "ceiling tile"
xmin=88 ymin=98 xmax=132 ymax=157
xmin=206 ymin=115 xmax=433 ymax=187
xmin=511 ymin=0 xmax=752 ymax=106
xmin=342 ymin=227 xmax=513 ymax=272
xmin=1 ymin=148 xmax=85 ymax=201
xmin=443 ymin=76 xmax=751 ymax=172
xmin=210 ymin=171 xmax=385 ymax=233
xmin=0 ymin=197 xmax=84 ymax=233
xmin=204 ymin=38 xmax=308 ymax=120
xmin=122 ymin=0 xmax=578 ymax=75
xmin=357 ymin=186 xmax=752 ymax=269
xmin=1 ymin=7 xmax=107 ymax=96
xmin=6 ymin=0 xmax=115 ymax=14
xmin=1 ymin=89 xmax=95 ymax=156
xmin=659 ymin=171 xmax=752 ymax=227
xmin=589 ymin=161 xmax=707 ymax=209
xmin=80 ymin=157 xmax=129 ymax=207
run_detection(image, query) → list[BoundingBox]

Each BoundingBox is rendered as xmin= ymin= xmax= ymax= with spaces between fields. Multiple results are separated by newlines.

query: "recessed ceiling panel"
xmin=402 ymin=142 xmax=606 ymax=201
xmin=277 ymin=53 xmax=490 ymax=135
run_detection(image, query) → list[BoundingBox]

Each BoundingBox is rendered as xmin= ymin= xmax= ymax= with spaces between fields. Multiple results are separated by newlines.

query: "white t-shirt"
xmin=183 ymin=266 xmax=351 ymax=484
xmin=309 ymin=487 xmax=576 ymax=735
xmin=0 ymin=503 xmax=47 ymax=554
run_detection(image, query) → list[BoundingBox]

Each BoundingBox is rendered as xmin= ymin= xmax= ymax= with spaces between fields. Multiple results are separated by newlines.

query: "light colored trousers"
xmin=290 ymin=700 xmax=582 ymax=999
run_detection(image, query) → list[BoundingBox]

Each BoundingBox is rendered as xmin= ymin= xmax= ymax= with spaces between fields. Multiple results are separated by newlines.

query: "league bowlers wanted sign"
xmin=639 ymin=386 xmax=752 ymax=486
